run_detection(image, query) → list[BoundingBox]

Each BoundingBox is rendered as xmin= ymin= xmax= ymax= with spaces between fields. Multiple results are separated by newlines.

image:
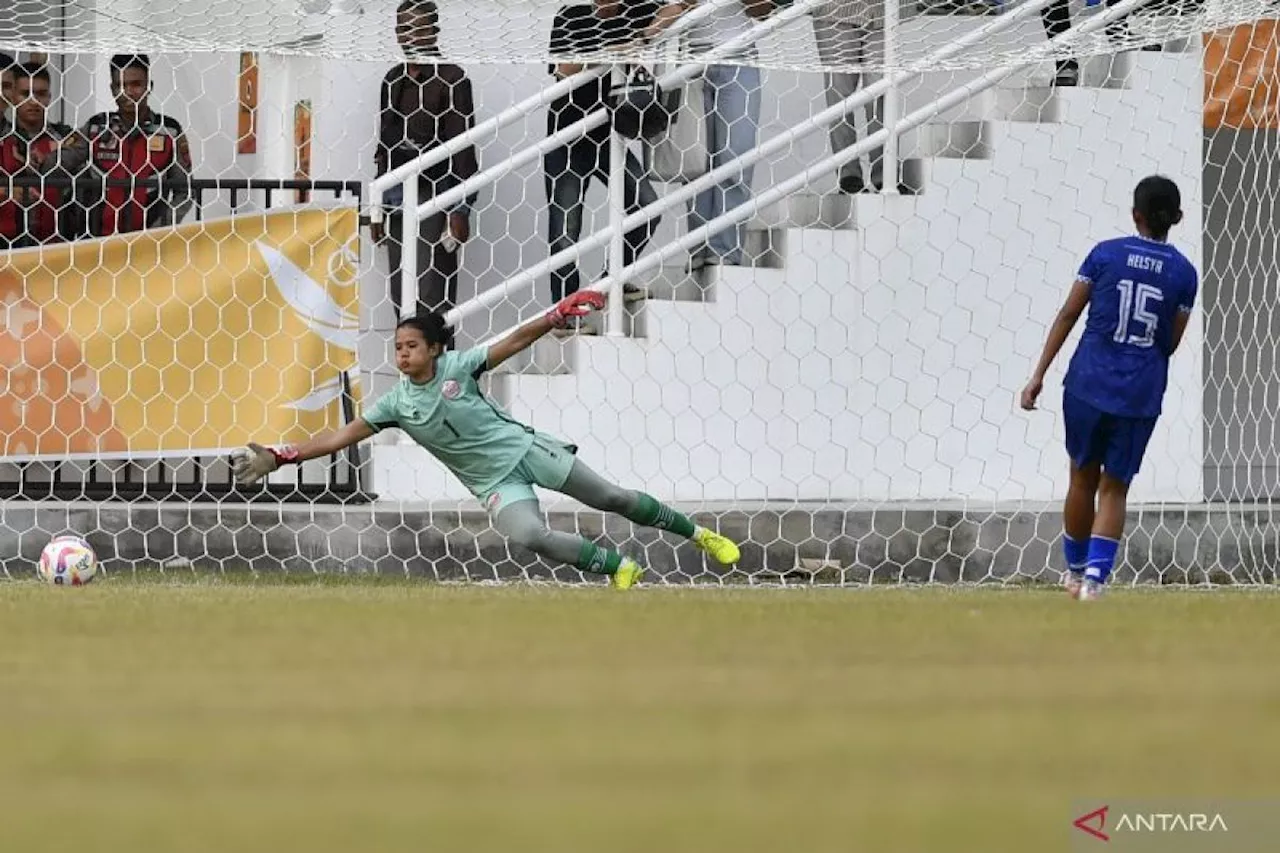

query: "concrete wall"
xmin=371 ymin=46 xmax=1206 ymax=505
xmin=3 ymin=498 xmax=1276 ymax=583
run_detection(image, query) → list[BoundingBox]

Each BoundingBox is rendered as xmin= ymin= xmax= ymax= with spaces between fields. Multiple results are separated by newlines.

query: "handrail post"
xmin=396 ymin=177 xmax=418 ymax=449
xmin=881 ymin=0 xmax=900 ymax=195
xmin=399 ymin=176 xmax=418 ymax=320
xmin=606 ymin=64 xmax=627 ymax=338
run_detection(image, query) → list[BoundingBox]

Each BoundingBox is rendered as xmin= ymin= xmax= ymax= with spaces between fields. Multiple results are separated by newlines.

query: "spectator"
xmin=651 ymin=0 xmax=763 ymax=270
xmin=373 ymin=0 xmax=478 ymax=326
xmin=812 ymin=1 xmax=886 ymax=193
xmin=43 ymin=53 xmax=193 ymax=235
xmin=1042 ymin=0 xmax=1190 ymax=85
xmin=0 ymin=52 xmax=14 ymax=130
xmin=0 ymin=63 xmax=74 ymax=249
xmin=545 ymin=0 xmax=659 ymax=331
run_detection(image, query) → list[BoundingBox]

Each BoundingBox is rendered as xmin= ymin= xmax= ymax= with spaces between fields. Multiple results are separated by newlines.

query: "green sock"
xmin=628 ymin=493 xmax=696 ymax=539
xmin=576 ymin=539 xmax=624 ymax=575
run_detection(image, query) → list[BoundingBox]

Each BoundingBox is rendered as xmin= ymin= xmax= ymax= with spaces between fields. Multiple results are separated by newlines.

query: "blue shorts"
xmin=1063 ymin=391 xmax=1158 ymax=485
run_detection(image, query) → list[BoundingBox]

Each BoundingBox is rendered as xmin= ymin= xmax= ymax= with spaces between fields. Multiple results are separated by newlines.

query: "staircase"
xmin=369 ymin=18 xmax=1204 ymax=508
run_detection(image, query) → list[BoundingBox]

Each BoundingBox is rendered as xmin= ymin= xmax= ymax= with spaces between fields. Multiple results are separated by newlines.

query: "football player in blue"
xmin=1021 ymin=176 xmax=1198 ymax=600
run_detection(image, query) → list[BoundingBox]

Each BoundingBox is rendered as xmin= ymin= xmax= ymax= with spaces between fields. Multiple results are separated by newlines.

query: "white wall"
xmin=28 ymin=5 xmax=1205 ymax=504
xmin=371 ymin=47 xmax=1205 ymax=505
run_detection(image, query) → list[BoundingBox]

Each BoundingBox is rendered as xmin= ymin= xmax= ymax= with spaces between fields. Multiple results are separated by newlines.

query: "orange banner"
xmin=1205 ymin=21 xmax=1280 ymax=129
xmin=0 ymin=208 xmax=360 ymax=461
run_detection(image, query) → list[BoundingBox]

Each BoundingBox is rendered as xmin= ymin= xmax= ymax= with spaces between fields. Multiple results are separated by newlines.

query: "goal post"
xmin=0 ymin=1 xmax=1277 ymax=585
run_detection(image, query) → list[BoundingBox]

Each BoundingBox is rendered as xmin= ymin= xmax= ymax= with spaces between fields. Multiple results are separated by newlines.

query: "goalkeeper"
xmin=230 ymin=290 xmax=740 ymax=588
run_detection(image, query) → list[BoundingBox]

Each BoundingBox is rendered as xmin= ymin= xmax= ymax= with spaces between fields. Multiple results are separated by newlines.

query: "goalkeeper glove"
xmin=545 ymin=289 xmax=606 ymax=329
xmin=230 ymin=442 xmax=299 ymax=485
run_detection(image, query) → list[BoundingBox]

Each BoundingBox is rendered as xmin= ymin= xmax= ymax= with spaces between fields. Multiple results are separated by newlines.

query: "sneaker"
xmin=1078 ymin=578 xmax=1105 ymax=601
xmin=611 ymin=558 xmax=646 ymax=590
xmin=839 ymin=174 xmax=868 ymax=195
xmin=1053 ymin=61 xmax=1080 ymax=87
xmin=692 ymin=526 xmax=741 ymax=566
xmin=1064 ymin=570 xmax=1084 ymax=600
xmin=687 ymin=252 xmax=717 ymax=273
xmin=622 ymin=283 xmax=649 ymax=303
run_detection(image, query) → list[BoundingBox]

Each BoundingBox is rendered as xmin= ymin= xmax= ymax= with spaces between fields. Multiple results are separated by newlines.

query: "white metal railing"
xmin=369 ymin=0 xmax=751 ymax=320
xmin=391 ymin=0 xmax=1148 ymax=347
xmin=368 ymin=0 xmax=740 ymax=204
xmin=413 ymin=0 xmax=825 ymax=309
xmin=557 ymin=0 xmax=1151 ymax=313
xmin=398 ymin=0 xmax=827 ymax=331
xmin=464 ymin=0 xmax=1119 ymax=344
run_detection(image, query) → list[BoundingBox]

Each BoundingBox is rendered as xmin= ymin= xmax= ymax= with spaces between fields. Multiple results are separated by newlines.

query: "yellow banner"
xmin=0 ymin=207 xmax=361 ymax=461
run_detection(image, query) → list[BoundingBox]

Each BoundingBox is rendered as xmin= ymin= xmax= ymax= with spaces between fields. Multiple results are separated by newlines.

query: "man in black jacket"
xmin=545 ymin=0 xmax=660 ymax=331
xmin=373 ymin=0 xmax=480 ymax=324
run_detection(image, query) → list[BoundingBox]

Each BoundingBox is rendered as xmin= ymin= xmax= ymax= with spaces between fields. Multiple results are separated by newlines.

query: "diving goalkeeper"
xmin=229 ymin=290 xmax=741 ymax=588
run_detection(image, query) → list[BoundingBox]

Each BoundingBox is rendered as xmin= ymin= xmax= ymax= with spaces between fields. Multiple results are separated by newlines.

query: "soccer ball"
xmin=37 ymin=535 xmax=99 ymax=586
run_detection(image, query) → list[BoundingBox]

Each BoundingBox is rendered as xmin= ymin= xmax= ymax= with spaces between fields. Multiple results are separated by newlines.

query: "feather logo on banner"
xmin=280 ymin=370 xmax=362 ymax=412
xmin=255 ymin=239 xmax=359 ymax=414
xmin=281 ymin=375 xmax=343 ymax=412
xmin=256 ymin=240 xmax=359 ymax=351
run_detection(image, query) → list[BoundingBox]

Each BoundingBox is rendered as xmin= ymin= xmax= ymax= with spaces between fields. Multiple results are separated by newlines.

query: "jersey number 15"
xmin=1113 ymin=279 xmax=1162 ymax=348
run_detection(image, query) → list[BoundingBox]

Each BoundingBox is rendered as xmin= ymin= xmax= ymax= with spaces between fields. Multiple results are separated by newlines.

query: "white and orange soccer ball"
xmin=37 ymin=535 xmax=99 ymax=586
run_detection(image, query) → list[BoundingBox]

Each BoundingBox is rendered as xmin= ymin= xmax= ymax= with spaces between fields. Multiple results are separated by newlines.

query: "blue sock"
xmin=1063 ymin=535 xmax=1088 ymax=574
xmin=1085 ymin=536 xmax=1121 ymax=584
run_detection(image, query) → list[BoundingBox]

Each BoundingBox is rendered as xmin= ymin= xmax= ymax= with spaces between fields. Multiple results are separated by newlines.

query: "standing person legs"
xmin=1040 ymin=0 xmax=1079 ymax=85
xmin=544 ymin=140 xmax=599 ymax=305
xmin=591 ymin=143 xmax=659 ymax=300
xmin=1043 ymin=0 xmax=1164 ymax=88
xmin=690 ymin=62 xmax=763 ymax=267
xmin=385 ymin=211 xmax=408 ymax=322
xmin=813 ymin=13 xmax=882 ymax=193
xmin=386 ymin=210 xmax=458 ymax=319
xmin=1061 ymin=391 xmax=1157 ymax=600
xmin=418 ymin=210 xmax=458 ymax=314
xmin=618 ymin=149 xmax=659 ymax=269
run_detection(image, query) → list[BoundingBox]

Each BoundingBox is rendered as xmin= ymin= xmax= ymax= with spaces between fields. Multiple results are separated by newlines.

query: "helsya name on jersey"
xmin=1126 ymin=252 xmax=1165 ymax=274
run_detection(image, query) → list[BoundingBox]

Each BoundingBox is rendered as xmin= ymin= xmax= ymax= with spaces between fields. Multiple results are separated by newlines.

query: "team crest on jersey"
xmin=441 ymin=379 xmax=461 ymax=400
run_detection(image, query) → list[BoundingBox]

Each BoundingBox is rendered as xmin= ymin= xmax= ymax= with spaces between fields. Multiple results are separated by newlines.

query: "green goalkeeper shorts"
xmin=480 ymin=435 xmax=577 ymax=516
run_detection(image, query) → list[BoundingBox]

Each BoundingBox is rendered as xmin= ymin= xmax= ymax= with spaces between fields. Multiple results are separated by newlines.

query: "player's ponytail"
xmin=396 ymin=312 xmax=451 ymax=347
xmin=1133 ymin=175 xmax=1182 ymax=241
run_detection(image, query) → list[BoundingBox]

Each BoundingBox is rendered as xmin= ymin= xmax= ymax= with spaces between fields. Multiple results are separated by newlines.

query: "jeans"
xmin=689 ymin=63 xmax=762 ymax=265
xmin=813 ymin=19 xmax=884 ymax=187
xmin=543 ymin=138 xmax=659 ymax=302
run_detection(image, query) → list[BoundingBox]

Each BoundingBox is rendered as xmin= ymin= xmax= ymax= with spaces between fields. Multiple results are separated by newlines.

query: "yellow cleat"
xmin=693 ymin=527 xmax=740 ymax=566
xmin=611 ymin=558 xmax=646 ymax=590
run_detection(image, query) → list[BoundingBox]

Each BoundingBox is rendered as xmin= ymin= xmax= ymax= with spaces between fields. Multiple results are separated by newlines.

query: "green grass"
xmin=1 ymin=580 xmax=1278 ymax=852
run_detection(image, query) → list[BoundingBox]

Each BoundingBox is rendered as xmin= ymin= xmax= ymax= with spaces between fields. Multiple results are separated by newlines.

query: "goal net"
xmin=1 ymin=0 xmax=1276 ymax=587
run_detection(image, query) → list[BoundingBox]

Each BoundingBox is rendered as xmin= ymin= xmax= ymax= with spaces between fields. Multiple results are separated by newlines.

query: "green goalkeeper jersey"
xmin=360 ymin=346 xmax=541 ymax=497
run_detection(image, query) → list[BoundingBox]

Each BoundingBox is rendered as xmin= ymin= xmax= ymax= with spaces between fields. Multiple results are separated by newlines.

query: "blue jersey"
xmin=1063 ymin=236 xmax=1198 ymax=418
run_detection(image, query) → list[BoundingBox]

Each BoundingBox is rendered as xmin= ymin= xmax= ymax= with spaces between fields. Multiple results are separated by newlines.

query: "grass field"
xmin=1 ymin=578 xmax=1278 ymax=853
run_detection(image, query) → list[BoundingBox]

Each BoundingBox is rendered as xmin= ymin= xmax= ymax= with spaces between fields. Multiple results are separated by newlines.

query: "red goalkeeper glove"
xmin=230 ymin=442 xmax=300 ymax=485
xmin=545 ymin=290 xmax=606 ymax=329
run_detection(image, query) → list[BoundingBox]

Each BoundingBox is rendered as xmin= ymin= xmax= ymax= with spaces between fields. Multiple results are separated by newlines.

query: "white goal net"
xmin=1 ymin=0 xmax=1277 ymax=586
